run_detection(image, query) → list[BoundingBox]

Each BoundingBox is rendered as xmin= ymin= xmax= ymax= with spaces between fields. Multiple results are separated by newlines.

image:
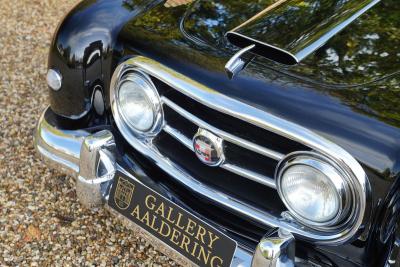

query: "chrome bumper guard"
xmin=35 ymin=107 xmax=296 ymax=267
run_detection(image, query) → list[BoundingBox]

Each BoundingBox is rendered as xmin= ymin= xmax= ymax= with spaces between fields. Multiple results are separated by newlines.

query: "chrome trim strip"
xmin=295 ymin=0 xmax=380 ymax=61
xmin=162 ymin=96 xmax=284 ymax=161
xmin=163 ymin=123 xmax=277 ymax=189
xmin=163 ymin=124 xmax=193 ymax=150
xmin=222 ymin=163 xmax=276 ymax=189
xmin=110 ymin=56 xmax=371 ymax=244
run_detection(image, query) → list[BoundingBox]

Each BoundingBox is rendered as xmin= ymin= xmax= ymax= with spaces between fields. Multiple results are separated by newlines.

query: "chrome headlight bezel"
xmin=276 ymin=152 xmax=355 ymax=231
xmin=111 ymin=67 xmax=163 ymax=139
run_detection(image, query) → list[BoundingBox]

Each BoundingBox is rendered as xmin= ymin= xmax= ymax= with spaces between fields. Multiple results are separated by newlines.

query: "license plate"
xmin=108 ymin=172 xmax=237 ymax=267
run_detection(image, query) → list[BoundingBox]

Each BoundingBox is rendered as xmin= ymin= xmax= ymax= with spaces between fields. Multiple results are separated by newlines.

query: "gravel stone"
xmin=0 ymin=1 xmax=179 ymax=266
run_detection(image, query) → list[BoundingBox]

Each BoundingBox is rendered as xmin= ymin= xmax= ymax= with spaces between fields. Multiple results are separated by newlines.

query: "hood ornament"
xmin=225 ymin=44 xmax=255 ymax=80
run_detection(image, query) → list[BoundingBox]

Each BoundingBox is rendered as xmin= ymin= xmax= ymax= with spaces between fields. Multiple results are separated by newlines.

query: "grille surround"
xmin=110 ymin=56 xmax=371 ymax=245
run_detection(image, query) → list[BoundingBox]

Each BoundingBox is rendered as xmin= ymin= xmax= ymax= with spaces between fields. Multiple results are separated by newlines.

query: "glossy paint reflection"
xmin=47 ymin=0 xmax=400 ymax=265
xmin=184 ymin=0 xmax=400 ymax=85
xmin=48 ymin=0 xmax=161 ymax=117
xmin=226 ymin=0 xmax=379 ymax=65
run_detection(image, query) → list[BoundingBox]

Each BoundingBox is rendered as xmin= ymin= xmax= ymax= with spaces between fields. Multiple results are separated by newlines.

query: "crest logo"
xmin=193 ymin=128 xmax=225 ymax=167
xmin=114 ymin=177 xmax=135 ymax=210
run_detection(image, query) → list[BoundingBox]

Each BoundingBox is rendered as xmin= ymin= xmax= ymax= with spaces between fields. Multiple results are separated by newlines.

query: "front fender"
xmin=366 ymin=175 xmax=400 ymax=266
xmin=47 ymin=0 xmax=161 ymax=118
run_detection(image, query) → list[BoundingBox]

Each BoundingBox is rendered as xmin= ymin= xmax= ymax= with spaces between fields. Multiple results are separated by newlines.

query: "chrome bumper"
xmin=35 ymin=107 xmax=296 ymax=267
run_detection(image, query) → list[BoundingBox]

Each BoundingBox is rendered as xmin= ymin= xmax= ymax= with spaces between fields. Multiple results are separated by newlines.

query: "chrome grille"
xmin=161 ymin=96 xmax=281 ymax=189
xmin=110 ymin=56 xmax=370 ymax=245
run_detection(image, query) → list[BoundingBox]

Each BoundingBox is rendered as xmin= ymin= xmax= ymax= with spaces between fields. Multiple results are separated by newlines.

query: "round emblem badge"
xmin=192 ymin=128 xmax=225 ymax=166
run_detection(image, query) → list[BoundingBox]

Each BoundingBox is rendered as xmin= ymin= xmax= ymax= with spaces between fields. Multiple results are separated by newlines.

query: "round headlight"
xmin=276 ymin=153 xmax=350 ymax=228
xmin=116 ymin=72 xmax=162 ymax=134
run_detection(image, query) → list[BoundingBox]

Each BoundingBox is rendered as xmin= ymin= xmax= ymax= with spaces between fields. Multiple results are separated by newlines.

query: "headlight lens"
xmin=276 ymin=154 xmax=349 ymax=227
xmin=117 ymin=72 xmax=161 ymax=133
xmin=280 ymin=165 xmax=340 ymax=223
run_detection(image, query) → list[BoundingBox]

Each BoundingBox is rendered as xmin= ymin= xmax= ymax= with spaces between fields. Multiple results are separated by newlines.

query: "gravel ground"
xmin=0 ymin=1 xmax=177 ymax=266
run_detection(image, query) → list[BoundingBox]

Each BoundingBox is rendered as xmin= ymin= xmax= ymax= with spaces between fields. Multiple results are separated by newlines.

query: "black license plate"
xmin=108 ymin=172 xmax=237 ymax=267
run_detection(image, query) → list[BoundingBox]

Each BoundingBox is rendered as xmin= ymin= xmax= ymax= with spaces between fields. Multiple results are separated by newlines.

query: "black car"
xmin=35 ymin=0 xmax=400 ymax=266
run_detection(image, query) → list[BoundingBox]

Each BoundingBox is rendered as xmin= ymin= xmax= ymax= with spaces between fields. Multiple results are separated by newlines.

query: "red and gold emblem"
xmin=193 ymin=128 xmax=225 ymax=167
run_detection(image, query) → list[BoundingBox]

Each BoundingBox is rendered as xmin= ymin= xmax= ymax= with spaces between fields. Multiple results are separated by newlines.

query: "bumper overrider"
xmin=35 ymin=107 xmax=296 ymax=267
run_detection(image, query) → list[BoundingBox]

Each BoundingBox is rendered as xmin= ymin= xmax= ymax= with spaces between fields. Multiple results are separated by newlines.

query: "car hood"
xmin=182 ymin=0 xmax=400 ymax=87
xmin=118 ymin=0 xmax=400 ymax=179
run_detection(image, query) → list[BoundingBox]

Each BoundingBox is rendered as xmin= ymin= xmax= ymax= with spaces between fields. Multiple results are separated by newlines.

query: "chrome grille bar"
xmin=221 ymin=163 xmax=276 ymax=189
xmin=163 ymin=124 xmax=193 ymax=150
xmin=162 ymin=122 xmax=277 ymax=189
xmin=161 ymin=96 xmax=284 ymax=161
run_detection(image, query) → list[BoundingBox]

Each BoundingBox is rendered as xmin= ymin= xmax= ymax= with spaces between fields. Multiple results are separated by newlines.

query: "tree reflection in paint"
xmin=183 ymin=0 xmax=399 ymax=84
xmin=120 ymin=0 xmax=400 ymax=126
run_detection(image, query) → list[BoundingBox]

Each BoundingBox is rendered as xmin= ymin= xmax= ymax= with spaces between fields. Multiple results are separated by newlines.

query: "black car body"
xmin=35 ymin=0 xmax=400 ymax=266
